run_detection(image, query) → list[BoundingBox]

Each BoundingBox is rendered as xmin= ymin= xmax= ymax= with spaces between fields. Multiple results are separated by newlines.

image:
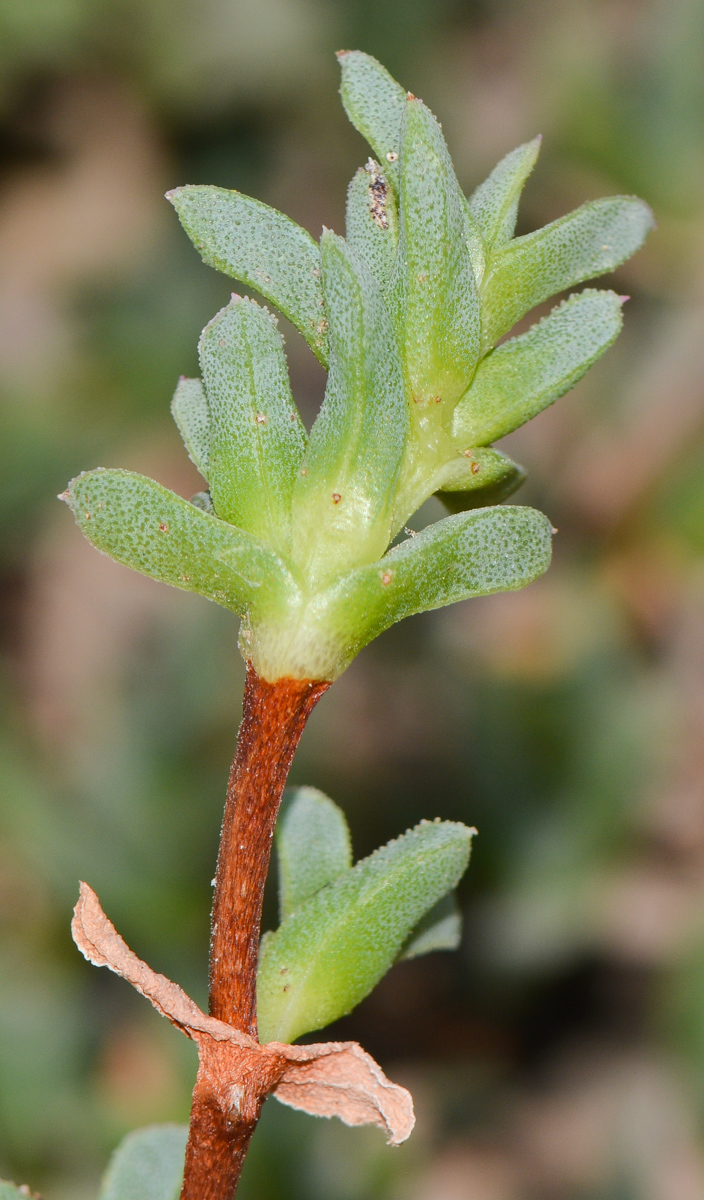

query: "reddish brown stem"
xmin=180 ymin=663 xmax=329 ymax=1200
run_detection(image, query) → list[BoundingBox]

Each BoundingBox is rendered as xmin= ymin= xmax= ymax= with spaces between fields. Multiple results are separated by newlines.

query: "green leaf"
xmin=392 ymin=99 xmax=480 ymax=409
xmin=0 ymin=1183 xmax=37 ymax=1198
xmin=398 ymin=891 xmax=462 ymax=960
xmin=258 ymin=820 xmax=473 ymax=1043
xmin=167 ymin=185 xmax=328 ymax=366
xmin=199 ymin=295 xmax=306 ymax=554
xmin=62 ymin=469 xmax=298 ymax=618
xmin=481 ymin=196 xmax=654 ymax=348
xmin=454 ymin=289 xmax=624 ymax=446
xmin=98 ymin=1125 xmax=188 ymax=1200
xmin=171 ymin=376 xmax=210 ymax=481
xmin=337 ymin=50 xmax=407 ymax=189
xmin=292 ymin=231 xmax=407 ymax=583
xmin=314 ymin=505 xmax=553 ymax=668
xmin=277 ymin=787 xmax=352 ymax=922
xmin=346 ymin=160 xmax=398 ymax=289
xmin=468 ymin=137 xmax=542 ymax=252
xmin=435 ymin=447 xmax=526 ymax=513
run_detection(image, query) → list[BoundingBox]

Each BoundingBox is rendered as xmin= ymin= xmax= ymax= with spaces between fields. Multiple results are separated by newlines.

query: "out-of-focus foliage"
xmin=1 ymin=1 xmax=704 ymax=1198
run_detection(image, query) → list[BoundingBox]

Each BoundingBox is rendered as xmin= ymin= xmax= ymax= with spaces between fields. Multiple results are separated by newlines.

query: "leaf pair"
xmin=62 ymin=469 xmax=553 ymax=681
xmin=257 ymin=788 xmax=473 ymax=1044
xmin=72 ymin=883 xmax=415 ymax=1147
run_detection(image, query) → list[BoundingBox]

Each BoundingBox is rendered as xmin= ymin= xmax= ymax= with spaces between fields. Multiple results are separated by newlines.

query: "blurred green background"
xmin=1 ymin=0 xmax=704 ymax=1196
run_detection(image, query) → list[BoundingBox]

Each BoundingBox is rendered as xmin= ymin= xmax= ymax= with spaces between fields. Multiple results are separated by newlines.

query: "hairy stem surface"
xmin=180 ymin=664 xmax=329 ymax=1200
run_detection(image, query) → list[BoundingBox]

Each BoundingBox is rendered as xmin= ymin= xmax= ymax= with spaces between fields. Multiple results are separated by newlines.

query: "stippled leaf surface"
xmin=434 ymin=447 xmax=526 ymax=513
xmin=98 ymin=1125 xmax=187 ymax=1200
xmin=392 ymin=99 xmax=480 ymax=408
xmin=481 ymin=196 xmax=654 ymax=348
xmin=468 ymin=137 xmax=541 ymax=252
xmin=398 ymin=891 xmax=462 ymax=960
xmin=292 ymin=231 xmax=407 ymax=581
xmin=199 ymin=296 xmax=306 ymax=554
xmin=171 ymin=376 xmax=210 ymax=481
xmin=454 ymin=289 xmax=624 ymax=446
xmin=337 ymin=51 xmax=406 ymax=190
xmin=167 ymin=186 xmax=328 ymax=365
xmin=277 ymin=787 xmax=352 ymax=922
xmin=346 ymin=161 xmax=398 ymax=289
xmin=258 ymin=820 xmax=473 ymax=1043
xmin=313 ymin=505 xmax=553 ymax=668
xmin=63 ymin=470 xmax=298 ymax=617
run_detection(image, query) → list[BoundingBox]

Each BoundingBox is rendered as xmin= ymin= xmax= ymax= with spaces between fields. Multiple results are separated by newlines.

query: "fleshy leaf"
xmin=61 ymin=469 xmax=298 ymax=618
xmin=170 ymin=376 xmax=210 ymax=481
xmin=481 ymin=196 xmax=654 ymax=348
xmin=468 ymin=137 xmax=542 ymax=252
xmin=277 ymin=787 xmax=352 ymax=923
xmin=98 ymin=1126 xmax=188 ymax=1200
xmin=392 ymin=99 xmax=480 ymax=409
xmin=167 ymin=186 xmax=328 ymax=366
xmin=0 ymin=1184 xmax=39 ymax=1199
xmin=337 ymin=51 xmax=407 ymax=190
xmin=434 ymin=447 xmax=526 ymax=513
xmin=198 ymin=295 xmax=306 ymax=554
xmin=398 ymin=892 xmax=462 ymax=960
xmin=257 ymin=820 xmax=474 ymax=1043
xmin=292 ymin=231 xmax=407 ymax=583
xmin=346 ymin=160 xmax=398 ymax=289
xmin=454 ymin=289 xmax=624 ymax=446
xmin=311 ymin=505 xmax=553 ymax=672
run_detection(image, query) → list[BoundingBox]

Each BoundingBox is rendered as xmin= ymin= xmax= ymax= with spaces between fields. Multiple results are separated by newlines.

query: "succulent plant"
xmin=62 ymin=53 xmax=651 ymax=688
xmin=52 ymin=49 xmax=653 ymax=1200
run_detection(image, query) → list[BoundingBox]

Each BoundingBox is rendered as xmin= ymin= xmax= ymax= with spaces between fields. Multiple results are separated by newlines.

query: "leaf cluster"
xmin=258 ymin=787 xmax=472 ymax=1043
xmin=60 ymin=51 xmax=651 ymax=683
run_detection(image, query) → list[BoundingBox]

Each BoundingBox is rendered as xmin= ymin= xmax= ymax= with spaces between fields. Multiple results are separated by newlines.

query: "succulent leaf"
xmin=346 ymin=160 xmax=398 ymax=288
xmin=277 ymin=787 xmax=353 ymax=923
xmin=313 ymin=505 xmax=553 ymax=671
xmin=435 ymin=448 xmax=527 ymax=513
xmin=454 ymin=289 xmax=624 ymax=446
xmin=198 ymin=295 xmax=306 ymax=554
xmin=481 ymin=196 xmax=654 ymax=348
xmin=98 ymin=1125 xmax=187 ymax=1200
xmin=398 ymin=891 xmax=462 ymax=960
xmin=171 ymin=376 xmax=210 ymax=482
xmin=257 ymin=820 xmax=473 ymax=1043
xmin=0 ymin=1184 xmax=34 ymax=1198
xmin=167 ymin=185 xmax=328 ymax=366
xmin=337 ymin=50 xmax=407 ymax=189
xmin=392 ymin=98 xmax=481 ymax=410
xmin=468 ymin=136 xmax=542 ymax=252
xmin=62 ymin=470 xmax=299 ymax=618
xmin=292 ymin=231 xmax=407 ymax=582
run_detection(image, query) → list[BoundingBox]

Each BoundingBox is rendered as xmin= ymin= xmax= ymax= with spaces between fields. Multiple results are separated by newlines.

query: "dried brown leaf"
xmin=71 ymin=883 xmax=415 ymax=1145
xmin=72 ymin=882 xmax=246 ymax=1045
xmin=272 ymin=1039 xmax=415 ymax=1145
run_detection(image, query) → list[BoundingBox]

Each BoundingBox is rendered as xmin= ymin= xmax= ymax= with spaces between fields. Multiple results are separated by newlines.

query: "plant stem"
xmin=180 ymin=663 xmax=330 ymax=1200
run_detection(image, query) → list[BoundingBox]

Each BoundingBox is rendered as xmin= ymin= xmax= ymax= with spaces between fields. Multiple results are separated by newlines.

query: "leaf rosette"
xmin=62 ymin=51 xmax=653 ymax=685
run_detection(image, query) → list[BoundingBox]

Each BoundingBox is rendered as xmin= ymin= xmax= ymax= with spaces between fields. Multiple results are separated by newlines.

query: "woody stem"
xmin=180 ymin=663 xmax=330 ymax=1200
